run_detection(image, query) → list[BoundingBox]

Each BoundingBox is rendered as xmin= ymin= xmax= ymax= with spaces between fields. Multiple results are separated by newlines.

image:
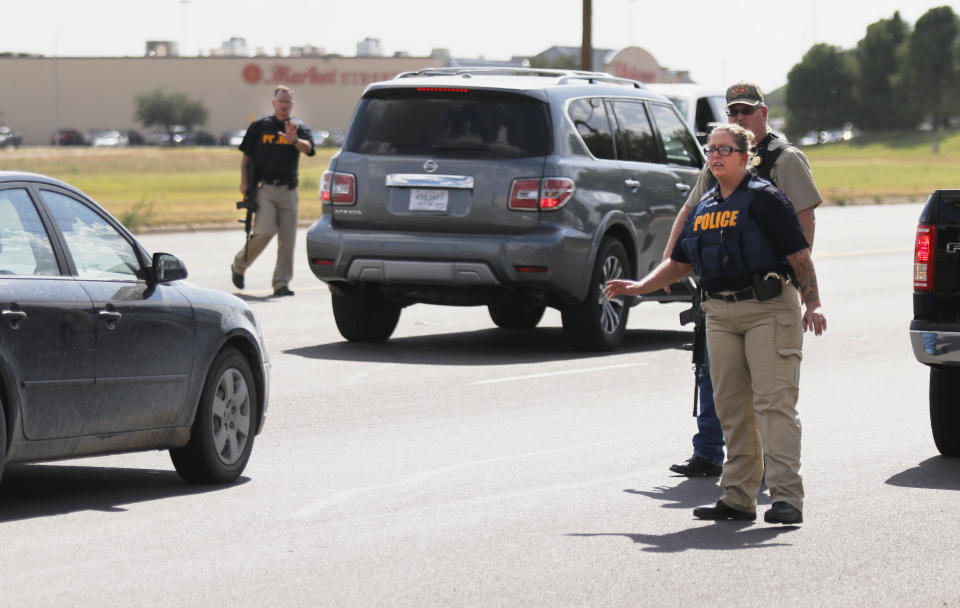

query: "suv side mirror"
xmin=151 ymin=252 xmax=188 ymax=283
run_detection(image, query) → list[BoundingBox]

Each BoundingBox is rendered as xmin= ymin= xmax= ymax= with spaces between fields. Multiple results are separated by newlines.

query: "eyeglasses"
xmin=725 ymin=105 xmax=759 ymax=117
xmin=702 ymin=145 xmax=743 ymax=156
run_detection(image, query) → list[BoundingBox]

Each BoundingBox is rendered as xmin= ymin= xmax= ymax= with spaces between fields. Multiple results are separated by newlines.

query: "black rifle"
xmin=236 ymin=157 xmax=259 ymax=262
xmin=678 ymin=277 xmax=706 ymax=417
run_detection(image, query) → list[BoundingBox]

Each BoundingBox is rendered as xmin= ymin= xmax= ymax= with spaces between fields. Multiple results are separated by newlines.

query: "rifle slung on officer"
xmin=236 ymin=156 xmax=259 ymax=262
xmin=678 ymin=277 xmax=706 ymax=417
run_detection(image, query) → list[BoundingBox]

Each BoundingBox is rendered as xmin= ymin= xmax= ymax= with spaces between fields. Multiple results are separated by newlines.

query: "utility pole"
xmin=180 ymin=0 xmax=190 ymax=56
xmin=581 ymin=0 xmax=592 ymax=71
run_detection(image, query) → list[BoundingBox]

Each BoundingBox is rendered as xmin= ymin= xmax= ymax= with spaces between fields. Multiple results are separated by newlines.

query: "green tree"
xmin=855 ymin=11 xmax=912 ymax=129
xmin=904 ymin=6 xmax=960 ymax=128
xmin=134 ymin=89 xmax=209 ymax=136
xmin=785 ymin=44 xmax=858 ymax=138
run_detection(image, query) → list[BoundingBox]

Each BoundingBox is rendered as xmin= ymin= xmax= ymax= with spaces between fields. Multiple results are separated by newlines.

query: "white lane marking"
xmin=470 ymin=362 xmax=648 ymax=386
xmin=340 ymin=362 xmax=395 ymax=385
xmin=292 ymin=439 xmax=623 ymax=517
xmin=816 ymin=248 xmax=911 ymax=258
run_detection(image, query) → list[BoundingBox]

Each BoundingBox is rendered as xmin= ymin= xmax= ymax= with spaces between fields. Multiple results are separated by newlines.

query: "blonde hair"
xmin=709 ymin=124 xmax=760 ymax=169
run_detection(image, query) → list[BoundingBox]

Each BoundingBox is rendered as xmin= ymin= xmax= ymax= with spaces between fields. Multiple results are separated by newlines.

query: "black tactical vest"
xmin=681 ymin=177 xmax=783 ymax=286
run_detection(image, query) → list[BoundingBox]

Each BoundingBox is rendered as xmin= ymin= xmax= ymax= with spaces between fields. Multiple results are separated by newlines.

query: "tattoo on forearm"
xmin=792 ymin=255 xmax=820 ymax=307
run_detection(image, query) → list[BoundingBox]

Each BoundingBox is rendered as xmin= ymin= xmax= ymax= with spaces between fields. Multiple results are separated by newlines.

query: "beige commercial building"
xmin=0 ymin=46 xmax=687 ymax=145
xmin=0 ymin=55 xmax=444 ymax=145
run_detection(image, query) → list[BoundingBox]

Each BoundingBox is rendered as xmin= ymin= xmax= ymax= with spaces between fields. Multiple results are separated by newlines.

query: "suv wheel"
xmin=332 ymin=285 xmax=402 ymax=342
xmin=930 ymin=366 xmax=960 ymax=456
xmin=561 ymin=237 xmax=631 ymax=350
xmin=488 ymin=300 xmax=546 ymax=329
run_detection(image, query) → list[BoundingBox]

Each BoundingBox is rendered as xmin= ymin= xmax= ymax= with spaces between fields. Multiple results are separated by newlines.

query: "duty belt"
xmin=705 ymin=286 xmax=756 ymax=302
xmin=262 ymin=176 xmax=294 ymax=186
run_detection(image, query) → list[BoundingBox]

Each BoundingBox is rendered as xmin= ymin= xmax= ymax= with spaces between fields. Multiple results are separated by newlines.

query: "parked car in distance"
xmin=220 ymin=129 xmax=246 ymax=147
xmin=121 ymin=129 xmax=146 ymax=146
xmin=0 ymin=171 xmax=270 ymax=485
xmin=911 ymin=189 xmax=960 ymax=456
xmin=87 ymin=129 xmax=130 ymax=147
xmin=51 ymin=129 xmax=86 ymax=146
xmin=145 ymin=126 xmax=216 ymax=146
xmin=312 ymin=129 xmax=345 ymax=148
xmin=307 ymin=68 xmax=703 ymax=350
xmin=645 ymin=83 xmax=726 ymax=144
xmin=798 ymin=123 xmax=861 ymax=146
xmin=192 ymin=130 xmax=217 ymax=146
xmin=0 ymin=126 xmax=22 ymax=148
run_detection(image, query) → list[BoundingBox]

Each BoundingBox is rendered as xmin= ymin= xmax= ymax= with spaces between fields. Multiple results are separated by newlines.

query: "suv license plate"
xmin=410 ymin=189 xmax=449 ymax=212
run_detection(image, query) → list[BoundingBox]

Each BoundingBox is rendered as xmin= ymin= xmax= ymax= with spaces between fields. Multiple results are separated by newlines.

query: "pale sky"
xmin=4 ymin=0 xmax=958 ymax=93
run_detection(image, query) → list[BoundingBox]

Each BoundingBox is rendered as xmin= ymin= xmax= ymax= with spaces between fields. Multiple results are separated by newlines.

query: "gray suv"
xmin=306 ymin=68 xmax=704 ymax=350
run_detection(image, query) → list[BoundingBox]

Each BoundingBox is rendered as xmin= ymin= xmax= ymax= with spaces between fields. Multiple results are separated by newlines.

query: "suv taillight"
xmin=915 ymin=224 xmax=935 ymax=291
xmin=508 ymin=178 xmax=575 ymax=211
xmin=320 ymin=170 xmax=356 ymax=205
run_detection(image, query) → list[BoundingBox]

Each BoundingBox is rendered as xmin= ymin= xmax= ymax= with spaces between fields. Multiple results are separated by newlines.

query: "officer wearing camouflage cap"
xmin=660 ymin=81 xmax=822 ymax=480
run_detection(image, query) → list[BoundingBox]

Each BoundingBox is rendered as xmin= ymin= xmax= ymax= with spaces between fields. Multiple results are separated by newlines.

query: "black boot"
xmin=693 ymin=500 xmax=756 ymax=521
xmin=669 ymin=455 xmax=722 ymax=477
xmin=764 ymin=501 xmax=803 ymax=524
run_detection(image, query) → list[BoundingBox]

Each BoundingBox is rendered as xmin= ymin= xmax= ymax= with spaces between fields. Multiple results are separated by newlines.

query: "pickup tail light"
xmin=915 ymin=224 xmax=935 ymax=291
xmin=320 ymin=170 xmax=356 ymax=205
xmin=509 ymin=178 xmax=575 ymax=211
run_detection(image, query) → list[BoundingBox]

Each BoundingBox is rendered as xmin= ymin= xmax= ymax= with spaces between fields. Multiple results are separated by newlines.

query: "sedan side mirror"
xmin=151 ymin=252 xmax=188 ymax=283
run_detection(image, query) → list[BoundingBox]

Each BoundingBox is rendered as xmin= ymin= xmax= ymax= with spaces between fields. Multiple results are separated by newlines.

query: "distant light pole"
xmin=180 ymin=0 xmax=190 ymax=56
xmin=53 ymin=26 xmax=59 ymax=146
xmin=581 ymin=0 xmax=592 ymax=71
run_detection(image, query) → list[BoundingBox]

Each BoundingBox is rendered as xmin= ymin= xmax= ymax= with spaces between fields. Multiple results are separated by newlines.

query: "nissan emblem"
xmin=423 ymin=159 xmax=438 ymax=173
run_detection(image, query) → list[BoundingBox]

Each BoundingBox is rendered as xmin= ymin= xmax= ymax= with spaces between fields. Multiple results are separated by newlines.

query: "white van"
xmin=645 ymin=84 xmax=726 ymax=144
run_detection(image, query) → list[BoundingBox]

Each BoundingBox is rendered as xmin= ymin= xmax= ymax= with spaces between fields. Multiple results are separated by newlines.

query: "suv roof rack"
xmin=395 ymin=67 xmax=644 ymax=88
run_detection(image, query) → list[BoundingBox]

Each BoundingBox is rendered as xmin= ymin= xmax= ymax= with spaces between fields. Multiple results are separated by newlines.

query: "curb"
xmin=133 ymin=219 xmax=317 ymax=234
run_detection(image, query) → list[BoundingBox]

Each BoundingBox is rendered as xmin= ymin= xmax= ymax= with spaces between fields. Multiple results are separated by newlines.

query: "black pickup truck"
xmin=911 ymin=189 xmax=960 ymax=456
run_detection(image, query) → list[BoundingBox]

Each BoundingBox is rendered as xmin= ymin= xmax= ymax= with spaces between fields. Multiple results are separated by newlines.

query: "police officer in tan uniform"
xmin=661 ymin=82 xmax=822 ymax=479
xmin=231 ymin=85 xmax=315 ymax=296
xmin=605 ymin=124 xmax=826 ymax=524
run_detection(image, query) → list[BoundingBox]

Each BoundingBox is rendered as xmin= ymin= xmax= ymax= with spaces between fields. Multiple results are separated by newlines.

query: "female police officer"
xmin=603 ymin=124 xmax=826 ymax=525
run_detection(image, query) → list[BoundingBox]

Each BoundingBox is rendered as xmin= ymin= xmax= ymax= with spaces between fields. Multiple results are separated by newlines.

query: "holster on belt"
xmin=752 ymin=272 xmax=783 ymax=301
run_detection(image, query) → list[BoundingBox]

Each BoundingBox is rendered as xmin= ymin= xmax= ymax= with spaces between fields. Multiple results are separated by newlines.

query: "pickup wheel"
xmin=488 ymin=300 xmax=545 ymax=329
xmin=930 ymin=366 xmax=960 ymax=456
xmin=0 ymin=395 xmax=6 ymax=485
xmin=332 ymin=285 xmax=401 ymax=342
xmin=561 ymin=237 xmax=631 ymax=350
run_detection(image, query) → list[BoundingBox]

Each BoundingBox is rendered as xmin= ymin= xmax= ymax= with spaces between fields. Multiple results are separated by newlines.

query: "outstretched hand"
xmin=280 ymin=121 xmax=299 ymax=145
xmin=603 ymin=280 xmax=637 ymax=299
xmin=803 ymin=306 xmax=827 ymax=336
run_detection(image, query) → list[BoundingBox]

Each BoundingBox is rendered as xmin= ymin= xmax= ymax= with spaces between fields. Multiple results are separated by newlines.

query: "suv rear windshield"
xmin=344 ymin=88 xmax=552 ymax=158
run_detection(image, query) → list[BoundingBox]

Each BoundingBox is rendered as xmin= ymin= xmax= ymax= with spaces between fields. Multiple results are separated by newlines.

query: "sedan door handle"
xmin=99 ymin=310 xmax=122 ymax=329
xmin=624 ymin=179 xmax=641 ymax=192
xmin=2 ymin=309 xmax=27 ymax=329
xmin=675 ymin=182 xmax=691 ymax=193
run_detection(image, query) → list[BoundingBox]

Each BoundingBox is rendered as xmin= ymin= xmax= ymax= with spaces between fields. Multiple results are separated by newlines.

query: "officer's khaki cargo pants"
xmin=232 ymin=183 xmax=298 ymax=291
xmin=702 ymin=284 xmax=804 ymax=513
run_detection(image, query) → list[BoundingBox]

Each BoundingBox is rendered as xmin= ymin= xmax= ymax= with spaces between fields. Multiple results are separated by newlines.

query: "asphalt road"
xmin=2 ymin=203 xmax=958 ymax=607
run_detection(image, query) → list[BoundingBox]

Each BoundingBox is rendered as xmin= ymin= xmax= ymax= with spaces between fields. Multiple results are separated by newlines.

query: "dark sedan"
xmin=0 ymin=172 xmax=269 ymax=485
